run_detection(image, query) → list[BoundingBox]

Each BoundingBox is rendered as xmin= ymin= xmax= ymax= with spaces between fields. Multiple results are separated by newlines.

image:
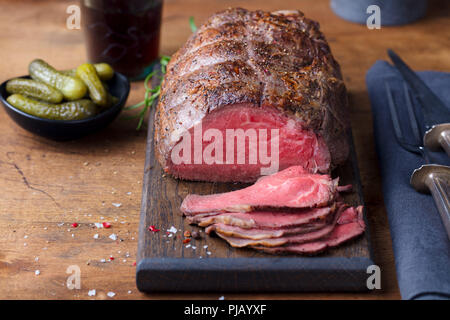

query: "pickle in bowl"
xmin=76 ymin=63 xmax=110 ymax=108
xmin=6 ymin=78 xmax=64 ymax=103
xmin=62 ymin=62 xmax=114 ymax=81
xmin=7 ymin=93 xmax=97 ymax=120
xmin=29 ymin=59 xmax=87 ymax=101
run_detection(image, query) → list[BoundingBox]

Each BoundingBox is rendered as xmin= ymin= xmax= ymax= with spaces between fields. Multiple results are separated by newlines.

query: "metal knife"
xmin=411 ymin=164 xmax=450 ymax=241
xmin=388 ymin=49 xmax=450 ymax=156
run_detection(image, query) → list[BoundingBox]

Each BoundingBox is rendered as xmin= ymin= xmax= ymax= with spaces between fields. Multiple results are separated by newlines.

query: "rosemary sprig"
xmin=124 ymin=55 xmax=170 ymax=130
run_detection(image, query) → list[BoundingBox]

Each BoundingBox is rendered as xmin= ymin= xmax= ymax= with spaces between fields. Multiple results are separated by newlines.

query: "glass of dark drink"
xmin=80 ymin=0 xmax=163 ymax=80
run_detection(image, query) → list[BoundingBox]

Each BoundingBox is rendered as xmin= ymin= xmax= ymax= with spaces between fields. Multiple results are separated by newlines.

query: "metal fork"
xmin=385 ymin=82 xmax=450 ymax=240
xmin=385 ymin=82 xmax=431 ymax=162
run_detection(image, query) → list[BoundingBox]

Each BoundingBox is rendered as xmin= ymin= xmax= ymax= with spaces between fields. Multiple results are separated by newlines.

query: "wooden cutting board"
xmin=136 ymin=78 xmax=374 ymax=292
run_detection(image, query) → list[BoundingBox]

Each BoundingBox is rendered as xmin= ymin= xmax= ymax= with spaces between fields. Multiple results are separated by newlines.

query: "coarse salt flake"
xmin=107 ymin=292 xmax=116 ymax=298
xmin=112 ymin=203 xmax=122 ymax=208
xmin=88 ymin=289 xmax=96 ymax=297
xmin=167 ymin=226 xmax=177 ymax=234
xmin=109 ymin=234 xmax=118 ymax=241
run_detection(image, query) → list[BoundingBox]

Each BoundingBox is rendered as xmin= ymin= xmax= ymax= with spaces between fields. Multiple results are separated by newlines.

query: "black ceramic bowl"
xmin=0 ymin=72 xmax=130 ymax=140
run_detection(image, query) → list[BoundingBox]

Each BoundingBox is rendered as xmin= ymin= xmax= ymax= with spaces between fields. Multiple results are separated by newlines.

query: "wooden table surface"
xmin=0 ymin=0 xmax=448 ymax=300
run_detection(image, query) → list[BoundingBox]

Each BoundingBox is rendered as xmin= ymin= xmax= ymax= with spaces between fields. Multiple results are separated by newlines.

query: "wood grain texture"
xmin=0 ymin=0 xmax=449 ymax=299
xmin=137 ymin=95 xmax=374 ymax=292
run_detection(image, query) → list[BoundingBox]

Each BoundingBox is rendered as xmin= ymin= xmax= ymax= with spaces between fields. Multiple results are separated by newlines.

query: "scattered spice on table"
xmin=148 ymin=225 xmax=160 ymax=232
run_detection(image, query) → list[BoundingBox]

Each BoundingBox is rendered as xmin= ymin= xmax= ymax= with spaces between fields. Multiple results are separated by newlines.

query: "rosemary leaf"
xmin=124 ymin=100 xmax=145 ymax=110
xmin=189 ymin=16 xmax=198 ymax=33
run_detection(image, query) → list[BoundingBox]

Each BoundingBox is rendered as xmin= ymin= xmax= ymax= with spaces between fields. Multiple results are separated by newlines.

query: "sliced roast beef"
xmin=205 ymin=206 xmax=361 ymax=250
xmin=203 ymin=220 xmax=330 ymax=240
xmin=180 ymin=166 xmax=338 ymax=214
xmin=251 ymin=208 xmax=365 ymax=254
xmin=154 ymin=8 xmax=349 ymax=182
xmin=207 ymin=218 xmax=337 ymax=247
xmin=186 ymin=206 xmax=334 ymax=229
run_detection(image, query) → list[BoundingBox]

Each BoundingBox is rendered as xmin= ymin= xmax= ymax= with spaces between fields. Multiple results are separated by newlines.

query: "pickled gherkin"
xmin=61 ymin=63 xmax=114 ymax=81
xmin=7 ymin=94 xmax=97 ymax=120
xmin=76 ymin=63 xmax=109 ymax=108
xmin=29 ymin=59 xmax=87 ymax=101
xmin=93 ymin=63 xmax=114 ymax=81
xmin=6 ymin=78 xmax=64 ymax=103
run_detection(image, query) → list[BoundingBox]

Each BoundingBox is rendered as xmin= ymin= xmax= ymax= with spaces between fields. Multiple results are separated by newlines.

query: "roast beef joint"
xmin=155 ymin=8 xmax=350 ymax=183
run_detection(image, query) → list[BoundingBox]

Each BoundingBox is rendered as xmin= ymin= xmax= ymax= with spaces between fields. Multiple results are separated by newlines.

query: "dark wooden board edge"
xmin=346 ymin=127 xmax=375 ymax=264
xmin=136 ymin=64 xmax=375 ymax=292
xmin=136 ymin=256 xmax=374 ymax=292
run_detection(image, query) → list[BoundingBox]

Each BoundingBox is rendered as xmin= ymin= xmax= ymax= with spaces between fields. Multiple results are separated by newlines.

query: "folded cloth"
xmin=367 ymin=60 xmax=450 ymax=300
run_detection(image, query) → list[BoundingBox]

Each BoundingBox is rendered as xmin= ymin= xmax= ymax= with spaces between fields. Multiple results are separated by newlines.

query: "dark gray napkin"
xmin=366 ymin=60 xmax=450 ymax=300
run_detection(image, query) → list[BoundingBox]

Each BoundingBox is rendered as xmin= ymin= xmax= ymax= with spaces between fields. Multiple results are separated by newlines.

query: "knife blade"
xmin=387 ymin=49 xmax=450 ymax=129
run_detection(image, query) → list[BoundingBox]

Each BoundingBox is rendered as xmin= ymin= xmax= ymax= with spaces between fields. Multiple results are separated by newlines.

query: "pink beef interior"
xmin=252 ymin=206 xmax=365 ymax=254
xmin=180 ymin=166 xmax=337 ymax=214
xmin=187 ymin=206 xmax=333 ymax=229
xmin=167 ymin=104 xmax=331 ymax=182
